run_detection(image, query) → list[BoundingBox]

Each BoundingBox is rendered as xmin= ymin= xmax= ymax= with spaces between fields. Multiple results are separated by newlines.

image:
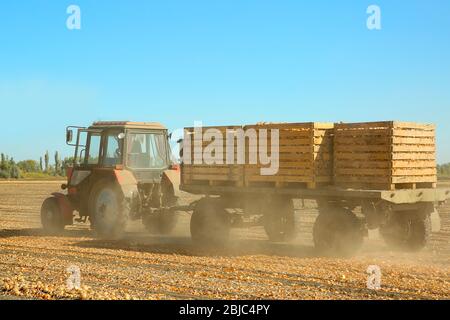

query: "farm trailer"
xmin=180 ymin=121 xmax=450 ymax=255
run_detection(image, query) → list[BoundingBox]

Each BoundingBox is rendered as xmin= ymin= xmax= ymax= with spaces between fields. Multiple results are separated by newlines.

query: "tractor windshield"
xmin=126 ymin=132 xmax=167 ymax=169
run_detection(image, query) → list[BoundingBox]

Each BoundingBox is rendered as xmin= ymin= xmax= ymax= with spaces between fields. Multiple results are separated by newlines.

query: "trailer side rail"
xmin=180 ymin=185 xmax=450 ymax=204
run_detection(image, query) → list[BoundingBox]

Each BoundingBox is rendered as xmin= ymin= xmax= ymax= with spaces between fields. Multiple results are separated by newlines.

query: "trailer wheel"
xmin=89 ymin=180 xmax=129 ymax=239
xmin=190 ymin=198 xmax=230 ymax=245
xmin=41 ymin=197 xmax=65 ymax=234
xmin=379 ymin=209 xmax=432 ymax=251
xmin=143 ymin=209 xmax=178 ymax=235
xmin=313 ymin=206 xmax=364 ymax=256
xmin=263 ymin=197 xmax=295 ymax=242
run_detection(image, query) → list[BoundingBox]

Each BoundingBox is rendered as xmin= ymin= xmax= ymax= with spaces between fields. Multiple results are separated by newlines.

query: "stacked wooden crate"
xmin=243 ymin=122 xmax=334 ymax=188
xmin=181 ymin=123 xmax=335 ymax=188
xmin=333 ymin=121 xmax=437 ymax=190
xmin=181 ymin=126 xmax=244 ymax=186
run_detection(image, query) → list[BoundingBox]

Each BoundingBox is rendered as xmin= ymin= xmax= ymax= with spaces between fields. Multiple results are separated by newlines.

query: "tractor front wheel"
xmin=41 ymin=197 xmax=65 ymax=234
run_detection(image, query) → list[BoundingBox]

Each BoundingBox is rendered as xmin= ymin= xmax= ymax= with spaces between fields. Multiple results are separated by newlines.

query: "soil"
xmin=0 ymin=181 xmax=449 ymax=300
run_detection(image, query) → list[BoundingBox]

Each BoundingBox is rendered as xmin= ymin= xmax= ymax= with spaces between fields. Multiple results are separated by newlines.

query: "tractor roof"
xmin=90 ymin=121 xmax=167 ymax=130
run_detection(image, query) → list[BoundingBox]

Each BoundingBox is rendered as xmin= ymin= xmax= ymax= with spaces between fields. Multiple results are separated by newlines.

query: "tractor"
xmin=40 ymin=121 xmax=181 ymax=238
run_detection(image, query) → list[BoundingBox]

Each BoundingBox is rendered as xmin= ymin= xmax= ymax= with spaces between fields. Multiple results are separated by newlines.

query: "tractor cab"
xmin=66 ymin=121 xmax=172 ymax=182
xmin=40 ymin=121 xmax=180 ymax=238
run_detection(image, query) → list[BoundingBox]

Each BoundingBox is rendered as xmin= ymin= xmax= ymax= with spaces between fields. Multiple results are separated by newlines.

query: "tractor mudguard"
xmin=113 ymin=169 xmax=139 ymax=200
xmin=113 ymin=169 xmax=141 ymax=218
xmin=162 ymin=169 xmax=181 ymax=198
xmin=51 ymin=192 xmax=74 ymax=224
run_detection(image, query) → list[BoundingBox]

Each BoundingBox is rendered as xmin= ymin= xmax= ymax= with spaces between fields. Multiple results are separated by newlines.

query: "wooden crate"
xmin=334 ymin=121 xmax=437 ymax=190
xmin=181 ymin=126 xmax=245 ymax=186
xmin=243 ymin=122 xmax=334 ymax=188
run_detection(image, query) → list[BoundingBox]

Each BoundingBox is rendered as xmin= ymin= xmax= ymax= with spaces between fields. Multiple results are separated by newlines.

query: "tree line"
xmin=1 ymin=152 xmax=449 ymax=180
xmin=0 ymin=151 xmax=72 ymax=179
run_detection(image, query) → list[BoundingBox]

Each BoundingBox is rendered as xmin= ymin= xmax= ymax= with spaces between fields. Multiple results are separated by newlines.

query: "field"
xmin=0 ymin=181 xmax=449 ymax=300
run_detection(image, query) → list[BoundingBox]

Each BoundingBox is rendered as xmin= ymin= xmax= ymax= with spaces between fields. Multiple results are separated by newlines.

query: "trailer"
xmin=179 ymin=121 xmax=449 ymax=255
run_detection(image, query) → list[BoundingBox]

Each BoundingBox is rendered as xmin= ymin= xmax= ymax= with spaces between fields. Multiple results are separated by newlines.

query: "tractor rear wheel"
xmin=41 ymin=197 xmax=65 ymax=234
xmin=263 ymin=196 xmax=296 ymax=242
xmin=190 ymin=198 xmax=230 ymax=246
xmin=143 ymin=208 xmax=178 ymax=235
xmin=89 ymin=180 xmax=129 ymax=239
xmin=313 ymin=203 xmax=364 ymax=256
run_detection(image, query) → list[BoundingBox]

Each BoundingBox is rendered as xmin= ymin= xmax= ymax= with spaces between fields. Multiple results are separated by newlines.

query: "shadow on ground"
xmin=71 ymin=233 xmax=321 ymax=258
xmin=0 ymin=227 xmax=394 ymax=258
xmin=0 ymin=228 xmax=92 ymax=239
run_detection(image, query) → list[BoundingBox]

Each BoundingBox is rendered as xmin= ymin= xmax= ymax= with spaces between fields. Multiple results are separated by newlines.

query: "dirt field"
xmin=0 ymin=181 xmax=449 ymax=300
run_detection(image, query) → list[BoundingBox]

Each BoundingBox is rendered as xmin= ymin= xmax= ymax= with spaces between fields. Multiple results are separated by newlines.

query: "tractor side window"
xmin=87 ymin=134 xmax=101 ymax=165
xmin=104 ymin=133 xmax=123 ymax=166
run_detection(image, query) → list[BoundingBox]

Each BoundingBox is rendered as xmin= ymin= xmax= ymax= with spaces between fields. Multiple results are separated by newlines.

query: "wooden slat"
xmin=245 ymin=168 xmax=314 ymax=176
xmin=335 ymin=160 xmax=390 ymax=169
xmin=392 ymin=168 xmax=437 ymax=176
xmin=183 ymin=167 xmax=243 ymax=174
xmin=391 ymin=152 xmax=436 ymax=160
xmin=336 ymin=136 xmax=390 ymax=145
xmin=392 ymin=145 xmax=435 ymax=152
xmin=335 ymin=121 xmax=393 ymax=129
xmin=335 ymin=168 xmax=391 ymax=176
xmin=392 ymin=129 xmax=435 ymax=138
xmin=391 ymin=160 xmax=436 ymax=168
xmin=392 ymin=122 xmax=435 ymax=130
xmin=334 ymin=175 xmax=391 ymax=184
xmin=392 ymin=136 xmax=435 ymax=145
xmin=184 ymin=174 xmax=242 ymax=181
xmin=334 ymin=128 xmax=391 ymax=137
xmin=245 ymin=175 xmax=314 ymax=183
xmin=391 ymin=175 xmax=437 ymax=183
xmin=335 ymin=145 xmax=391 ymax=152
xmin=335 ymin=153 xmax=390 ymax=161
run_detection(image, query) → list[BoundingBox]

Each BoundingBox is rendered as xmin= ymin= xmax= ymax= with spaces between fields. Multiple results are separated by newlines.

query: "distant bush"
xmin=0 ymin=153 xmax=21 ymax=179
xmin=21 ymin=172 xmax=65 ymax=180
xmin=0 ymin=170 xmax=10 ymax=179
xmin=0 ymin=152 xmax=68 ymax=180
xmin=17 ymin=160 xmax=40 ymax=173
xmin=437 ymin=163 xmax=450 ymax=179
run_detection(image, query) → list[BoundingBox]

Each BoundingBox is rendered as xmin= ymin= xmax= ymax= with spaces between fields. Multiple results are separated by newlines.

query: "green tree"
xmin=8 ymin=158 xmax=21 ymax=179
xmin=54 ymin=151 xmax=60 ymax=176
xmin=0 ymin=153 xmax=10 ymax=178
xmin=44 ymin=151 xmax=49 ymax=172
xmin=39 ymin=157 xmax=43 ymax=172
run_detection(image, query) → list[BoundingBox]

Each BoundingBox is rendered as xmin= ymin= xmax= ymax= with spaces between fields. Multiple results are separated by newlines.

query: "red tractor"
xmin=40 ymin=121 xmax=181 ymax=238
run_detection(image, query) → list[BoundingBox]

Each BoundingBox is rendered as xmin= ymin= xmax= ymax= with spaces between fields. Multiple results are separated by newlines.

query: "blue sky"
xmin=0 ymin=0 xmax=449 ymax=163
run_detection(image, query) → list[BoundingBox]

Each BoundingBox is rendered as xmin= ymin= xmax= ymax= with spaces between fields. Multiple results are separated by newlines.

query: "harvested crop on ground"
xmin=0 ymin=181 xmax=449 ymax=300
